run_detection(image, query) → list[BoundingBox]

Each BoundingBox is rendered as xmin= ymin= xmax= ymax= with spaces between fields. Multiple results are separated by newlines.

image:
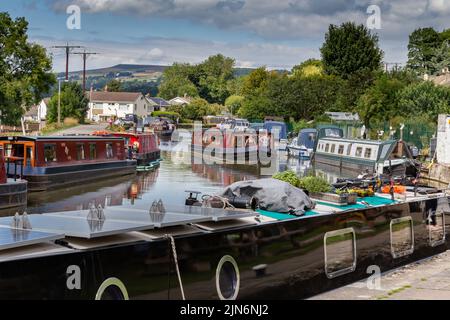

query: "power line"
xmin=52 ymin=43 xmax=83 ymax=80
xmin=73 ymin=50 xmax=99 ymax=92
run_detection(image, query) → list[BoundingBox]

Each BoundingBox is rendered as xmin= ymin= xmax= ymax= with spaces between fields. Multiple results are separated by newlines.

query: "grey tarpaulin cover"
xmin=219 ymin=178 xmax=315 ymax=215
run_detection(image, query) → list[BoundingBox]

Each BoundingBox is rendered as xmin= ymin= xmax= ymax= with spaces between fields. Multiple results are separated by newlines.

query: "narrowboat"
xmin=314 ymin=137 xmax=420 ymax=177
xmin=95 ymin=132 xmax=161 ymax=168
xmin=287 ymin=128 xmax=317 ymax=159
xmin=0 ymin=186 xmax=447 ymax=300
xmin=192 ymin=129 xmax=261 ymax=165
xmin=0 ymin=136 xmax=137 ymax=192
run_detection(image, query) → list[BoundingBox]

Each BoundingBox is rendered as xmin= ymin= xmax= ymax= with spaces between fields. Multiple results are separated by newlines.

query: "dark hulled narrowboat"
xmin=0 ymin=188 xmax=447 ymax=299
xmin=0 ymin=136 xmax=136 ymax=192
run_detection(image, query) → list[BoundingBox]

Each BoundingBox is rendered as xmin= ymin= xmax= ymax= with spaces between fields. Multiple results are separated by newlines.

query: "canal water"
xmin=3 ymin=140 xmax=353 ymax=217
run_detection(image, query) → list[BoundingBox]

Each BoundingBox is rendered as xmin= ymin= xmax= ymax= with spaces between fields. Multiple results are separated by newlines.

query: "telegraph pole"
xmin=73 ymin=50 xmax=98 ymax=92
xmin=52 ymin=43 xmax=82 ymax=80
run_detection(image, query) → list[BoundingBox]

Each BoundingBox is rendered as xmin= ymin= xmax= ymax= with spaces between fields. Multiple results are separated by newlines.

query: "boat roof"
xmin=318 ymin=137 xmax=397 ymax=146
xmin=299 ymin=128 xmax=317 ymax=134
xmin=0 ymin=136 xmax=125 ymax=142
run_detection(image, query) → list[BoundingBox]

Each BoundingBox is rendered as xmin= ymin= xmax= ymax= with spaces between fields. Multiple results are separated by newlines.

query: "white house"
xmin=88 ymin=91 xmax=156 ymax=122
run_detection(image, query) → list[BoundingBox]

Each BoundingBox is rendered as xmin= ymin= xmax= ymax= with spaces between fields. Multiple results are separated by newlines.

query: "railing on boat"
xmin=5 ymin=157 xmax=24 ymax=181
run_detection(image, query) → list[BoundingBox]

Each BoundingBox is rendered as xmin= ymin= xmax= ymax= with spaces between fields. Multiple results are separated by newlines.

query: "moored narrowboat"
xmin=0 ymin=136 xmax=136 ymax=192
xmin=0 ymin=187 xmax=447 ymax=299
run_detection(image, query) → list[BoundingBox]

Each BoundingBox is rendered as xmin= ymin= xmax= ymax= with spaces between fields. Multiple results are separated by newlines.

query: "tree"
xmin=158 ymin=77 xmax=198 ymax=100
xmin=225 ymin=95 xmax=244 ymax=115
xmin=431 ymin=40 xmax=450 ymax=73
xmin=320 ymin=22 xmax=383 ymax=79
xmin=397 ymin=81 xmax=450 ymax=121
xmin=47 ymin=82 xmax=89 ymax=124
xmin=180 ymin=98 xmax=210 ymax=121
xmin=158 ymin=55 xmax=235 ymax=104
xmin=241 ymin=67 xmax=270 ymax=96
xmin=356 ymin=74 xmax=406 ymax=130
xmin=106 ymin=79 xmax=122 ymax=92
xmin=195 ymin=54 xmax=235 ymax=104
xmin=407 ymin=27 xmax=441 ymax=75
xmin=292 ymin=59 xmax=323 ymax=78
xmin=0 ymin=12 xmax=55 ymax=125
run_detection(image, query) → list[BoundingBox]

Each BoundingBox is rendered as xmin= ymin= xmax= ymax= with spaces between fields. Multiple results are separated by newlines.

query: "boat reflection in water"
xmin=23 ymin=171 xmax=159 ymax=215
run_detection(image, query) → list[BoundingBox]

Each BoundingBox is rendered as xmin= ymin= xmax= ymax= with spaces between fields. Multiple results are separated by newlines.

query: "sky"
xmin=2 ymin=0 xmax=450 ymax=72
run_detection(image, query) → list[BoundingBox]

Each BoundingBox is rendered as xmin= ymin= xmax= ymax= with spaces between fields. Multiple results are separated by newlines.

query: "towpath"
xmin=309 ymin=251 xmax=450 ymax=300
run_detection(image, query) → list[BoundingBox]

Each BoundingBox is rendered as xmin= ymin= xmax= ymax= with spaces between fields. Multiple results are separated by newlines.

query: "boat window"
xmin=216 ymin=255 xmax=240 ymax=300
xmin=4 ymin=144 xmax=13 ymax=157
xmin=390 ymin=216 xmax=414 ymax=258
xmin=347 ymin=144 xmax=352 ymax=156
xmin=76 ymin=144 xmax=85 ymax=161
xmin=324 ymin=228 xmax=356 ymax=279
xmin=355 ymin=147 xmax=363 ymax=157
xmin=325 ymin=144 xmax=330 ymax=152
xmin=26 ymin=146 xmax=33 ymax=166
xmin=106 ymin=143 xmax=114 ymax=159
xmin=330 ymin=144 xmax=336 ymax=153
xmin=427 ymin=208 xmax=445 ymax=247
xmin=364 ymin=148 xmax=372 ymax=159
xmin=89 ymin=144 xmax=97 ymax=160
xmin=44 ymin=144 xmax=57 ymax=163
xmin=338 ymin=145 xmax=344 ymax=155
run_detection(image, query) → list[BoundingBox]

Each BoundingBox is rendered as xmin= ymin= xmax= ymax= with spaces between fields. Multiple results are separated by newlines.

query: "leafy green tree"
xmin=407 ymin=27 xmax=441 ymax=75
xmin=292 ymin=59 xmax=323 ymax=78
xmin=238 ymin=95 xmax=273 ymax=121
xmin=320 ymin=22 xmax=383 ymax=79
xmin=106 ymin=79 xmax=122 ymax=92
xmin=158 ymin=77 xmax=198 ymax=100
xmin=0 ymin=12 xmax=55 ymax=125
xmin=241 ymin=67 xmax=270 ymax=96
xmin=195 ymin=54 xmax=235 ymax=104
xmin=431 ymin=40 xmax=450 ymax=73
xmin=397 ymin=81 xmax=450 ymax=121
xmin=180 ymin=98 xmax=210 ymax=120
xmin=225 ymin=95 xmax=244 ymax=115
xmin=47 ymin=82 xmax=89 ymax=124
xmin=357 ymin=74 xmax=405 ymax=130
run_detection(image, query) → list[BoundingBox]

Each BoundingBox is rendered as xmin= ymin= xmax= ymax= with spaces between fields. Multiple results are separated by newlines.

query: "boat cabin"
xmin=315 ymin=137 xmax=416 ymax=175
xmin=0 ymin=136 xmax=126 ymax=168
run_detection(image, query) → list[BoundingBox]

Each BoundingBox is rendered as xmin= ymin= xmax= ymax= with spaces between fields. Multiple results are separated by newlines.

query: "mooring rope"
xmin=166 ymin=234 xmax=185 ymax=300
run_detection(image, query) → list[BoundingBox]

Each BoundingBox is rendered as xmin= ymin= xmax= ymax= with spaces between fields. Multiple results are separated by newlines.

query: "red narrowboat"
xmin=0 ymin=147 xmax=27 ymax=209
xmin=93 ymin=132 xmax=160 ymax=166
xmin=0 ymin=136 xmax=136 ymax=192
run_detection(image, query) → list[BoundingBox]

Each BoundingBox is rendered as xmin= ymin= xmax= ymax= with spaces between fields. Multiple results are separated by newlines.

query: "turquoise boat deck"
xmin=256 ymin=195 xmax=397 ymax=221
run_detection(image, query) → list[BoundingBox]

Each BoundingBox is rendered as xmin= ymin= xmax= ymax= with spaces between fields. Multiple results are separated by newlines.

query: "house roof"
xmin=89 ymin=91 xmax=143 ymax=103
xmin=169 ymin=96 xmax=192 ymax=105
xmin=147 ymin=97 xmax=170 ymax=106
xmin=25 ymin=105 xmax=39 ymax=117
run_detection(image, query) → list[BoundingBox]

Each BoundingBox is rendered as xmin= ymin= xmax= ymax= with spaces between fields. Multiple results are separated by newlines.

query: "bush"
xmin=151 ymin=111 xmax=181 ymax=120
xmin=273 ymin=171 xmax=301 ymax=188
xmin=298 ymin=176 xmax=332 ymax=193
xmin=63 ymin=117 xmax=79 ymax=126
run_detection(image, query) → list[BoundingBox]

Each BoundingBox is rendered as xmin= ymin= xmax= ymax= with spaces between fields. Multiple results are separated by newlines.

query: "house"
xmin=169 ymin=96 xmax=192 ymax=106
xmin=87 ymin=91 xmax=155 ymax=122
xmin=146 ymin=97 xmax=171 ymax=111
xmin=23 ymin=105 xmax=39 ymax=122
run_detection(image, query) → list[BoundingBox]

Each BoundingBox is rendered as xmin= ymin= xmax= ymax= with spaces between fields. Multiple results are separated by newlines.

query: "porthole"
xmin=427 ymin=208 xmax=446 ymax=247
xmin=95 ymin=277 xmax=129 ymax=300
xmin=324 ymin=228 xmax=356 ymax=279
xmin=216 ymin=255 xmax=240 ymax=300
xmin=390 ymin=216 xmax=414 ymax=258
